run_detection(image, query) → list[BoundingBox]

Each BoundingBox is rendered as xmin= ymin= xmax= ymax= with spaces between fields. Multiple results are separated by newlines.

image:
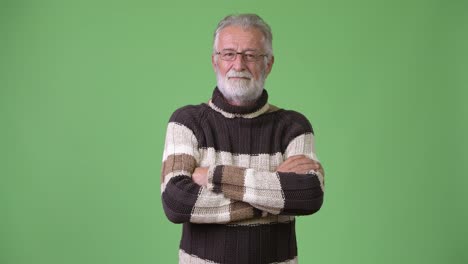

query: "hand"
xmin=277 ymin=155 xmax=322 ymax=174
xmin=192 ymin=167 xmax=209 ymax=186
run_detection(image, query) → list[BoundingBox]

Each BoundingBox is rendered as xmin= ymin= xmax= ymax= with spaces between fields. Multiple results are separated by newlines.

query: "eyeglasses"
xmin=215 ymin=50 xmax=267 ymax=62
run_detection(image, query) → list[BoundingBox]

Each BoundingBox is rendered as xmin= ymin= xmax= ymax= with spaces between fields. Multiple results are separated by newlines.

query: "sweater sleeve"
xmin=161 ymin=111 xmax=264 ymax=224
xmin=207 ymin=132 xmax=325 ymax=216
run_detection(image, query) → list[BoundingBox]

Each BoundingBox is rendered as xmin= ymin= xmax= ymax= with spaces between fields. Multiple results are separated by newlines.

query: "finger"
xmin=281 ymin=156 xmax=309 ymax=166
xmin=278 ymin=163 xmax=315 ymax=173
xmin=276 ymin=164 xmax=293 ymax=172
xmin=317 ymin=163 xmax=325 ymax=177
xmin=277 ymin=160 xmax=299 ymax=172
xmin=284 ymin=155 xmax=306 ymax=162
xmin=278 ymin=156 xmax=319 ymax=171
xmin=278 ymin=159 xmax=321 ymax=173
xmin=298 ymin=160 xmax=320 ymax=170
xmin=290 ymin=164 xmax=317 ymax=173
xmin=277 ymin=157 xmax=302 ymax=171
xmin=286 ymin=157 xmax=319 ymax=169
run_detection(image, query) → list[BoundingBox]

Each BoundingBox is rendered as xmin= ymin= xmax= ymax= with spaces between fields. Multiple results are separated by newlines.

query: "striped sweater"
xmin=161 ymin=87 xmax=325 ymax=264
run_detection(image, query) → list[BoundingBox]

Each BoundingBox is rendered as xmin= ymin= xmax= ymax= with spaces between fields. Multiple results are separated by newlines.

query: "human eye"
xmin=222 ymin=50 xmax=236 ymax=59
xmin=244 ymin=53 xmax=257 ymax=61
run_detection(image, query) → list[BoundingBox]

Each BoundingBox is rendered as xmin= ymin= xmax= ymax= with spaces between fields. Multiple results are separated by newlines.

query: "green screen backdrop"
xmin=1 ymin=0 xmax=467 ymax=263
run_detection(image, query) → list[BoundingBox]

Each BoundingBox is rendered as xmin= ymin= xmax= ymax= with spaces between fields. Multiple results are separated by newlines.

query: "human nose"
xmin=231 ymin=53 xmax=246 ymax=71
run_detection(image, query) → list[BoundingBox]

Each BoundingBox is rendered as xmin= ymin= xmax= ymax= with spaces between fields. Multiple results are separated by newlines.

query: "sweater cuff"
xmin=207 ymin=165 xmax=224 ymax=193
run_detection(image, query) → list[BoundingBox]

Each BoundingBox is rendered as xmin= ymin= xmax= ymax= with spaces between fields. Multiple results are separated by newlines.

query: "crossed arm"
xmin=161 ymin=122 xmax=325 ymax=224
xmin=196 ymin=155 xmax=324 ymax=216
xmin=193 ymin=155 xmax=323 ymax=186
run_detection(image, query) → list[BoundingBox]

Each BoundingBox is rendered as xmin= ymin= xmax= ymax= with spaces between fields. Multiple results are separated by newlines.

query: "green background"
xmin=1 ymin=0 xmax=467 ymax=263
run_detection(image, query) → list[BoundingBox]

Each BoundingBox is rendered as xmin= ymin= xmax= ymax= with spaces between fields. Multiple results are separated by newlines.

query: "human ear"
xmin=265 ymin=56 xmax=274 ymax=75
xmin=211 ymin=54 xmax=217 ymax=72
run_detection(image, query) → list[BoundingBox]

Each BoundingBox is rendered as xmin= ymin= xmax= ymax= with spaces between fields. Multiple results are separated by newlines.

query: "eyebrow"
xmin=221 ymin=48 xmax=260 ymax=52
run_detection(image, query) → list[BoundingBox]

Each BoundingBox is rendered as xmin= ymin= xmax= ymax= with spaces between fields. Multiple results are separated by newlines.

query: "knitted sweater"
xmin=161 ymin=87 xmax=325 ymax=264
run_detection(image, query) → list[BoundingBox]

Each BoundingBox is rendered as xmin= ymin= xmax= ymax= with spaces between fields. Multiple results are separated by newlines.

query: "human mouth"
xmin=226 ymin=70 xmax=252 ymax=80
xmin=228 ymin=76 xmax=251 ymax=80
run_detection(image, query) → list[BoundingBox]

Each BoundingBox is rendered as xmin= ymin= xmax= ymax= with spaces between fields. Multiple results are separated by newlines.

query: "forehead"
xmin=217 ymin=26 xmax=265 ymax=50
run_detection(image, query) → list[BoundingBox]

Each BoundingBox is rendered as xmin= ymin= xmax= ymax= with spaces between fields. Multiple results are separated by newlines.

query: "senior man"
xmin=161 ymin=14 xmax=325 ymax=264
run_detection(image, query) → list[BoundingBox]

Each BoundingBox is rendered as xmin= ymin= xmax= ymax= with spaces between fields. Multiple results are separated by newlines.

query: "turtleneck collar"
xmin=208 ymin=87 xmax=270 ymax=118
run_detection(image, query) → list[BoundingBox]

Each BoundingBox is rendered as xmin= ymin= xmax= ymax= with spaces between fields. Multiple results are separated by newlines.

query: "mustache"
xmin=226 ymin=70 xmax=252 ymax=79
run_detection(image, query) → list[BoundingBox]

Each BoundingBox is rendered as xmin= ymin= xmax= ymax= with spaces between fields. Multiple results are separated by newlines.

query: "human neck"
xmin=208 ymin=87 xmax=269 ymax=118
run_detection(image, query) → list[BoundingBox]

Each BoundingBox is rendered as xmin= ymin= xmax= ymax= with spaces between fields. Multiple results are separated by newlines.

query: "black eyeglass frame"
xmin=215 ymin=50 xmax=268 ymax=62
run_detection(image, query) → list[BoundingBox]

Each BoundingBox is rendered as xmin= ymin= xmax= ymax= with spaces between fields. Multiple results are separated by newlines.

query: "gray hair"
xmin=213 ymin=14 xmax=273 ymax=58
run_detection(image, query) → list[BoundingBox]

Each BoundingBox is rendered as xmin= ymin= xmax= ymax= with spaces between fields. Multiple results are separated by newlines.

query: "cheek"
xmin=249 ymin=65 xmax=264 ymax=78
xmin=217 ymin=62 xmax=231 ymax=75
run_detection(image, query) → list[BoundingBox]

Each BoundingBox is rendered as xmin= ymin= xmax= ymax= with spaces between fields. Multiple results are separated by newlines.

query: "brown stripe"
xmin=161 ymin=154 xmax=196 ymax=183
xmin=221 ymin=165 xmax=246 ymax=186
xmin=219 ymin=165 xmax=247 ymax=201
xmin=230 ymin=202 xmax=255 ymax=222
xmin=222 ymin=184 xmax=245 ymax=201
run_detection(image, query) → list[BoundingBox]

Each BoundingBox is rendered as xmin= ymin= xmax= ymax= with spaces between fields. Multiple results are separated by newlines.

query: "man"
xmin=161 ymin=14 xmax=325 ymax=264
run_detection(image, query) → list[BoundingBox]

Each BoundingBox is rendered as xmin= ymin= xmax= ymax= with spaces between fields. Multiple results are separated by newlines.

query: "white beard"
xmin=216 ymin=68 xmax=265 ymax=104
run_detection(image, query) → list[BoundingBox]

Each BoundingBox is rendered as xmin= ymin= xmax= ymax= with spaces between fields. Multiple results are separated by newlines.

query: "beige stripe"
xmin=160 ymin=170 xmax=192 ymax=193
xmin=162 ymin=122 xmax=200 ymax=161
xmin=161 ymin=154 xmax=196 ymax=183
xmin=178 ymin=249 xmax=298 ymax=264
xmin=179 ymin=249 xmax=219 ymax=264
xmin=190 ymin=187 xmax=232 ymax=224
xmin=265 ymin=104 xmax=280 ymax=113
xmin=199 ymin=148 xmax=283 ymax=171
xmin=284 ymin=133 xmax=318 ymax=160
xmin=243 ymin=169 xmax=284 ymax=215
xmin=244 ymin=169 xmax=283 ymax=190
xmin=252 ymin=204 xmax=283 ymax=215
xmin=230 ymin=202 xmax=255 ymax=222
xmin=315 ymin=170 xmax=325 ymax=192
xmin=208 ymin=100 xmax=270 ymax=119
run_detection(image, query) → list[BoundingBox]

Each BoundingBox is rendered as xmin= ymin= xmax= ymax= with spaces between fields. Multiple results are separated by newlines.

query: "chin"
xmin=221 ymin=84 xmax=263 ymax=103
xmin=216 ymin=73 xmax=265 ymax=103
